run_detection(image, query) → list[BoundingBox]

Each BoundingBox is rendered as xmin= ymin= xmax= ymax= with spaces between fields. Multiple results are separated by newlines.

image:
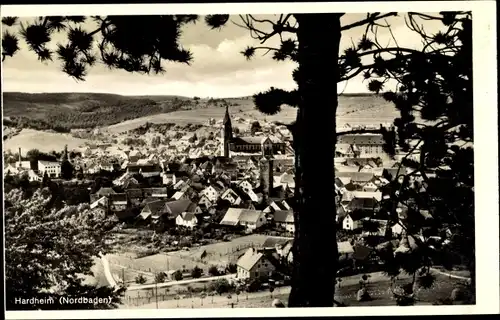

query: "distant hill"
xmin=2 ymin=92 xmax=198 ymax=132
xmin=2 ymin=92 xmax=398 ymax=132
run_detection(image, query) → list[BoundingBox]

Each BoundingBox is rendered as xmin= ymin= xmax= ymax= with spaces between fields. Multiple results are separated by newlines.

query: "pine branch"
xmin=341 ymin=12 xmax=398 ymax=31
xmin=337 ymin=128 xmax=383 ymax=136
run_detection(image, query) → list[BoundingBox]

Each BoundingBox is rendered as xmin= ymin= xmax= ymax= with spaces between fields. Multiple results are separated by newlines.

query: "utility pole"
xmin=155 ymin=278 xmax=158 ymax=309
xmin=122 ymin=267 xmax=125 ymax=286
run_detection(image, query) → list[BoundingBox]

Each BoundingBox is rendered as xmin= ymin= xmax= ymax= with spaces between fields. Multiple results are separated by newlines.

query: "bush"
xmin=173 ymin=270 xmax=183 ymax=281
xmin=226 ymin=263 xmax=237 ymax=274
xmin=135 ymin=274 xmax=147 ymax=284
xmin=191 ymin=266 xmax=203 ymax=279
xmin=208 ymin=265 xmax=219 ymax=277
xmin=155 ymin=272 xmax=166 ymax=283
xmin=212 ymin=279 xmax=232 ymax=295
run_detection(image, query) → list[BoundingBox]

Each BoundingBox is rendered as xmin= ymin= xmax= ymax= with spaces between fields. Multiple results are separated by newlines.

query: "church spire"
xmin=223 ymin=105 xmax=231 ymax=126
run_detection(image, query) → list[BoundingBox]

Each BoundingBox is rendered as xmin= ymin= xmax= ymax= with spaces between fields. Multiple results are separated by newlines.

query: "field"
xmin=3 ymin=128 xmax=90 ymax=155
xmin=106 ymin=234 xmax=292 ymax=286
xmin=107 ymin=94 xmax=399 ymax=133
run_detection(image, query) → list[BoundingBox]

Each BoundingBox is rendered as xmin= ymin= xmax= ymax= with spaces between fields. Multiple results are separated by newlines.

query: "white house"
xmin=27 ymin=169 xmax=43 ymax=182
xmin=175 ymin=212 xmax=199 ymax=229
xmin=220 ymin=188 xmax=242 ymax=205
xmin=200 ymin=185 xmax=223 ymax=203
xmin=342 ymin=213 xmax=364 ymax=231
xmin=237 ymin=180 xmax=254 ymax=193
xmin=220 ymin=208 xmax=267 ymax=232
xmin=161 ymin=172 xmax=177 ymax=186
xmin=172 ymin=191 xmax=189 ymax=201
xmin=197 ymin=195 xmax=213 ymax=209
xmin=38 ymin=160 xmax=62 ymax=178
xmin=236 ymin=248 xmax=276 ymax=280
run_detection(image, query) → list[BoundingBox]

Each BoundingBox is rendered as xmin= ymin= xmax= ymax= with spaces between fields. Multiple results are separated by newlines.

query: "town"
xmin=4 ymin=106 xmax=455 ymax=308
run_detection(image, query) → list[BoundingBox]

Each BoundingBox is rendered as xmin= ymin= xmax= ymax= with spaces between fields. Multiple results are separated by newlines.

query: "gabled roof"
xmin=262 ymin=237 xmax=292 ymax=249
xmin=352 ymin=245 xmax=373 ymax=261
xmin=96 ymin=187 xmax=116 ymax=197
xmin=337 ymin=134 xmax=385 ymax=145
xmin=141 ymin=200 xmax=168 ymax=219
xmin=109 ymin=193 xmax=128 ymax=202
xmin=338 ymin=241 xmax=355 ymax=254
xmin=125 ymin=188 xmax=143 ymax=199
xmin=178 ymin=212 xmax=197 ymax=222
xmin=273 ymin=210 xmax=294 ymax=223
xmin=220 ymin=208 xmax=262 ymax=226
xmin=347 ymin=197 xmax=379 ymax=211
xmin=165 ymin=199 xmax=197 ymax=218
xmin=337 ymin=171 xmax=374 ymax=182
xmin=237 ymin=248 xmax=265 ymax=271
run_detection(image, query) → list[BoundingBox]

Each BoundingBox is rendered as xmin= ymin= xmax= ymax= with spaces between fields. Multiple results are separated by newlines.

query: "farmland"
xmin=106 ymin=94 xmax=399 ymax=133
xmin=3 ymin=128 xmax=90 ymax=155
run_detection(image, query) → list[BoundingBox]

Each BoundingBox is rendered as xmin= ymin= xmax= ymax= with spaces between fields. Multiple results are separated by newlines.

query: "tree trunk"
xmin=288 ymin=13 xmax=342 ymax=308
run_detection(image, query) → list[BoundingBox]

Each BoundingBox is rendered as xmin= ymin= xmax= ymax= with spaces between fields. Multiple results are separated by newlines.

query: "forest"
xmin=2 ymin=93 xmax=195 ymax=131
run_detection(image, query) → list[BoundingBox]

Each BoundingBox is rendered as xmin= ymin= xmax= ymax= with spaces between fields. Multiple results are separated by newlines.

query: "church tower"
xmin=259 ymin=137 xmax=274 ymax=203
xmin=221 ymin=106 xmax=233 ymax=158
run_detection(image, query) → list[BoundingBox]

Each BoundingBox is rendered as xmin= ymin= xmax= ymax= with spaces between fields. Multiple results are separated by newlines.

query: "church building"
xmin=220 ymin=106 xmax=286 ymax=158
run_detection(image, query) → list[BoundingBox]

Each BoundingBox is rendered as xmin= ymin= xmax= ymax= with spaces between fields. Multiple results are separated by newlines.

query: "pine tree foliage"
xmin=5 ymin=188 xmax=124 ymax=310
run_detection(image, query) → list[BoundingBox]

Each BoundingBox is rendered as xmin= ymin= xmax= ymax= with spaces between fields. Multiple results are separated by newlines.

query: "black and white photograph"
xmin=1 ymin=1 xmax=498 ymax=318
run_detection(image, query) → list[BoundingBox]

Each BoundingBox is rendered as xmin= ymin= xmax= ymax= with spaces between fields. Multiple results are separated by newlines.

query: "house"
xmin=128 ymin=150 xmax=142 ymax=162
xmin=28 ymin=169 xmax=43 ymax=182
xmin=125 ymin=188 xmax=144 ymax=205
xmin=172 ymin=190 xmax=190 ymax=201
xmin=263 ymin=200 xmax=290 ymax=214
xmin=200 ymin=185 xmax=223 ymax=203
xmin=346 ymin=197 xmax=379 ymax=213
xmin=173 ymin=179 xmax=187 ymax=191
xmin=338 ymin=241 xmax=355 ymax=260
xmin=342 ymin=211 xmax=367 ymax=231
xmin=175 ymin=212 xmax=199 ymax=229
xmin=95 ymin=187 xmax=117 ymax=199
xmin=275 ymin=240 xmax=294 ymax=263
xmin=220 ymin=188 xmax=242 ymax=205
xmin=4 ymin=164 xmax=21 ymax=176
xmin=337 ymin=134 xmax=386 ymax=157
xmin=140 ymin=164 xmax=162 ymax=177
xmin=140 ymin=200 xmax=169 ymax=222
xmin=143 ymin=187 xmax=169 ymax=198
xmin=361 ymin=218 xmax=389 ymax=237
xmin=38 ymin=160 xmax=61 ymax=178
xmin=220 ymin=208 xmax=266 ymax=232
xmin=273 ymin=210 xmax=295 ymax=233
xmin=236 ymin=248 xmax=276 ymax=280
xmin=90 ymin=196 xmax=109 ymax=215
xmin=197 ymin=195 xmax=214 ymax=210
xmin=109 ymin=193 xmax=128 ymax=212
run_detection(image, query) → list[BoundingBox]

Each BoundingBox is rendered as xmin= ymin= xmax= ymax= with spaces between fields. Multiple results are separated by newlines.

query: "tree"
xmin=226 ymin=263 xmax=237 ymax=274
xmin=173 ymin=270 xmax=183 ymax=281
xmin=2 ymin=12 xmax=473 ymax=307
xmin=250 ymin=121 xmax=262 ymax=134
xmin=191 ymin=266 xmax=203 ymax=279
xmin=135 ymin=274 xmax=147 ymax=284
xmin=155 ymin=272 xmax=166 ymax=283
xmin=4 ymin=187 xmax=124 ymax=310
xmin=208 ymin=265 xmax=219 ymax=277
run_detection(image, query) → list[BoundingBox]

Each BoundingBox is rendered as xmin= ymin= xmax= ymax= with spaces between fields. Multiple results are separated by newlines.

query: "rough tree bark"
xmin=288 ymin=13 xmax=342 ymax=308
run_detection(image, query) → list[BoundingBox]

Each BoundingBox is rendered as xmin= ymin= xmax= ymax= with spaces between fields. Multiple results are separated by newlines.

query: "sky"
xmin=2 ymin=13 xmax=444 ymax=98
